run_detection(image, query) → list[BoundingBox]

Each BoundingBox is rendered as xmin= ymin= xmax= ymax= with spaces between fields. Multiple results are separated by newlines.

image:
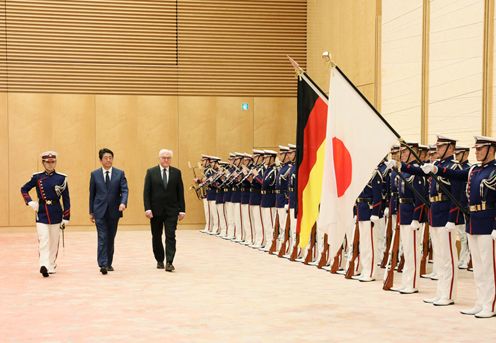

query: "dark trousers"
xmin=95 ymin=211 xmax=119 ymax=268
xmin=150 ymin=214 xmax=177 ymax=264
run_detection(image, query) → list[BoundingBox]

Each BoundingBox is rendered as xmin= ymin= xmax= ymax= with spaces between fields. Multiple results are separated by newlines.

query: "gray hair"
xmin=159 ymin=149 xmax=173 ymax=157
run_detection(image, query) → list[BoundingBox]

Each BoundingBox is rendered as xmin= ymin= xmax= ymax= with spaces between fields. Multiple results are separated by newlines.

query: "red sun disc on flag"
xmin=332 ymin=137 xmax=352 ymax=197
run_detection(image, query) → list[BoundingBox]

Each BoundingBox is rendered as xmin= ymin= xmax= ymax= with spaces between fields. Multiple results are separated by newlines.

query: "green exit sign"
xmin=241 ymin=103 xmax=249 ymax=111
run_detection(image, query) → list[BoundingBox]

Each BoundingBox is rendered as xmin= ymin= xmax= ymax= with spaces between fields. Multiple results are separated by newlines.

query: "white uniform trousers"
xmin=241 ymin=204 xmax=253 ymax=244
xmin=357 ymin=220 xmax=375 ymax=280
xmin=276 ymin=206 xmax=288 ymax=251
xmin=456 ymin=224 xmax=470 ymax=267
xmin=207 ymin=200 xmax=219 ymax=234
xmin=434 ymin=226 xmax=458 ymax=301
xmin=261 ymin=207 xmax=276 ymax=250
xmin=250 ymin=205 xmax=264 ymax=247
xmin=201 ymin=198 xmax=210 ymax=233
xmin=467 ymin=234 xmax=496 ymax=313
xmin=233 ymin=202 xmax=243 ymax=241
xmin=225 ymin=201 xmax=235 ymax=239
xmin=399 ymin=225 xmax=420 ymax=291
xmin=36 ymin=223 xmax=61 ymax=272
xmin=284 ymin=208 xmax=297 ymax=257
xmin=429 ymin=226 xmax=441 ymax=278
xmin=216 ymin=203 xmax=228 ymax=237
xmin=375 ymin=216 xmax=386 ymax=265
xmin=343 ymin=216 xmax=359 ymax=274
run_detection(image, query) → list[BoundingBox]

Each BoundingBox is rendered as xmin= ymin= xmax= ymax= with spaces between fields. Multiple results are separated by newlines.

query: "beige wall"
xmin=2 ymin=93 xmax=295 ymax=227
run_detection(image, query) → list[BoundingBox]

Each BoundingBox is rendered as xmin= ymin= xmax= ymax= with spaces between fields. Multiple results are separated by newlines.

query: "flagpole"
xmin=287 ymin=55 xmax=329 ymax=104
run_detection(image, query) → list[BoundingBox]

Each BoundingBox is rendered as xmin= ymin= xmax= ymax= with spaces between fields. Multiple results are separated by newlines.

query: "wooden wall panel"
xmin=0 ymin=94 xmax=8 ymax=226
xmin=95 ymin=95 xmax=178 ymax=226
xmin=177 ymin=97 xmax=218 ymax=225
xmin=307 ymin=0 xmax=376 ymax=96
xmin=8 ymin=94 xmax=95 ymax=226
xmin=357 ymin=84 xmax=375 ymax=105
xmin=253 ymin=97 xmax=297 ymax=148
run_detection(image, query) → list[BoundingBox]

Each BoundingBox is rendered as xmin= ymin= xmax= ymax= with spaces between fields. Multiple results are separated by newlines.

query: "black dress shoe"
xmin=100 ymin=267 xmax=108 ymax=275
xmin=40 ymin=266 xmax=49 ymax=278
xmin=157 ymin=262 xmax=165 ymax=269
xmin=165 ymin=263 xmax=175 ymax=272
xmin=106 ymin=266 xmax=114 ymax=272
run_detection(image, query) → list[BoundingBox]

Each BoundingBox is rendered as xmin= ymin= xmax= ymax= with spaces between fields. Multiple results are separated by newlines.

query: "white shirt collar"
xmin=160 ymin=165 xmax=169 ymax=172
xmin=102 ymin=167 xmax=113 ymax=178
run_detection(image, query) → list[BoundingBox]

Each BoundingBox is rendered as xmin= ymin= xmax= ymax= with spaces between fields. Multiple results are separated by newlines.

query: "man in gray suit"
xmin=144 ymin=149 xmax=185 ymax=272
xmin=89 ymin=148 xmax=129 ymax=275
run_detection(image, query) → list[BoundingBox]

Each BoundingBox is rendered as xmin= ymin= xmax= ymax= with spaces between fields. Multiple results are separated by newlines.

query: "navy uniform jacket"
xmin=356 ymin=170 xmax=383 ymax=222
xmin=405 ymin=156 xmax=462 ymax=227
xmin=230 ymin=169 xmax=242 ymax=204
xmin=260 ymin=165 xmax=277 ymax=208
xmin=249 ymin=165 xmax=263 ymax=206
xmin=377 ymin=162 xmax=389 ymax=218
xmin=240 ymin=169 xmax=252 ymax=205
xmin=275 ymin=163 xmax=291 ymax=208
xmin=21 ymin=171 xmax=71 ymax=224
xmin=204 ymin=167 xmax=217 ymax=201
xmin=437 ymin=161 xmax=496 ymax=235
xmin=288 ymin=164 xmax=296 ymax=209
xmin=89 ymin=167 xmax=128 ymax=219
xmin=418 ymin=175 xmax=429 ymax=224
xmin=450 ymin=161 xmax=470 ymax=225
xmin=222 ymin=166 xmax=235 ymax=203
xmin=398 ymin=163 xmax=426 ymax=225
xmin=389 ymin=169 xmax=399 ymax=215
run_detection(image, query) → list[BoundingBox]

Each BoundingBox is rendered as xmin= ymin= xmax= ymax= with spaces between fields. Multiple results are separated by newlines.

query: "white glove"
xmin=370 ymin=215 xmax=380 ymax=223
xmin=28 ymin=201 xmax=39 ymax=212
xmin=384 ymin=160 xmax=397 ymax=171
xmin=60 ymin=219 xmax=69 ymax=230
xmin=383 ymin=207 xmax=389 ymax=217
xmin=421 ymin=163 xmax=438 ymax=174
xmin=410 ymin=220 xmax=420 ymax=230
xmin=445 ymin=222 xmax=456 ymax=232
xmin=491 ymin=230 xmax=496 ymax=241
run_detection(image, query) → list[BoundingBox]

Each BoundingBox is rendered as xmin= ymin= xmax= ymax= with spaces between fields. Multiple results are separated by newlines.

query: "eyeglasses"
xmin=43 ymin=161 xmax=56 ymax=164
xmin=160 ymin=156 xmax=172 ymax=160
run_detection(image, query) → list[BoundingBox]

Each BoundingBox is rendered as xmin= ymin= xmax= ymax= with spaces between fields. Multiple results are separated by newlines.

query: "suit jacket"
xmin=89 ymin=167 xmax=129 ymax=219
xmin=143 ymin=165 xmax=185 ymax=217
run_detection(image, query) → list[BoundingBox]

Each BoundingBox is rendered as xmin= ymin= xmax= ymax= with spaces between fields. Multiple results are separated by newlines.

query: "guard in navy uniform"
xmin=21 ymin=151 xmax=70 ymax=277
xmin=385 ymin=142 xmax=426 ymax=293
xmin=248 ymin=150 xmax=265 ymax=248
xmin=260 ymin=150 xmax=278 ymax=252
xmin=454 ymin=146 xmax=471 ymax=269
xmin=284 ymin=144 xmax=297 ymax=258
xmin=204 ymin=156 xmax=221 ymax=235
xmin=421 ymin=136 xmax=496 ymax=318
xmin=239 ymin=153 xmax=254 ymax=245
xmin=275 ymin=146 xmax=291 ymax=252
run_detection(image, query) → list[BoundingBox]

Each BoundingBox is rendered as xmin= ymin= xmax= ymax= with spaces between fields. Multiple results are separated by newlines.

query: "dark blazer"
xmin=143 ymin=165 xmax=185 ymax=217
xmin=89 ymin=168 xmax=129 ymax=219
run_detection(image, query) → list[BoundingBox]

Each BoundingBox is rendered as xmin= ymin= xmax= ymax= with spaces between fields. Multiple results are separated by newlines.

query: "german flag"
xmin=296 ymin=77 xmax=328 ymax=248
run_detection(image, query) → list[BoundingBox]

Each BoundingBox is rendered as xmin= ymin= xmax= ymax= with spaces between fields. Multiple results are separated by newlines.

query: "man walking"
xmin=89 ymin=148 xmax=129 ymax=275
xmin=144 ymin=149 xmax=185 ymax=272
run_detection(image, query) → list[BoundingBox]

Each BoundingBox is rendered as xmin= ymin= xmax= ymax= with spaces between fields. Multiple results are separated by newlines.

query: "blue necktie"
xmin=105 ymin=171 xmax=110 ymax=189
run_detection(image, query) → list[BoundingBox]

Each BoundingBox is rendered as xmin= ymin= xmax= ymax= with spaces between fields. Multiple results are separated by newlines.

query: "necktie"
xmin=105 ymin=171 xmax=110 ymax=189
xmin=162 ymin=168 xmax=168 ymax=190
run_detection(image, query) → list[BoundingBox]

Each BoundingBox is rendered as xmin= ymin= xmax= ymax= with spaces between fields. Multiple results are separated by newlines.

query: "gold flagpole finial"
xmin=322 ymin=51 xmax=336 ymax=68
xmin=287 ymin=55 xmax=304 ymax=79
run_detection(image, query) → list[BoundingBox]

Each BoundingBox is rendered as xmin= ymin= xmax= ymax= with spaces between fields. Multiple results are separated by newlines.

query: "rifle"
xmin=397 ymin=254 xmax=405 ymax=272
xmin=303 ymin=224 xmax=317 ymax=264
xmin=289 ymin=232 xmax=300 ymax=261
xmin=330 ymin=243 xmax=344 ymax=273
xmin=419 ymin=222 xmax=431 ymax=275
xmin=383 ymin=217 xmax=400 ymax=290
xmin=278 ymin=210 xmax=291 ymax=257
xmin=188 ymin=161 xmax=206 ymax=200
xmin=345 ymin=220 xmax=360 ymax=279
xmin=380 ymin=210 xmax=393 ymax=268
xmin=269 ymin=212 xmax=280 ymax=254
xmin=317 ymin=234 xmax=329 ymax=269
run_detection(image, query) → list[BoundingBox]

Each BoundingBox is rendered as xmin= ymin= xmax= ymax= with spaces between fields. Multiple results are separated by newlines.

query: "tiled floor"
xmin=0 ymin=229 xmax=495 ymax=342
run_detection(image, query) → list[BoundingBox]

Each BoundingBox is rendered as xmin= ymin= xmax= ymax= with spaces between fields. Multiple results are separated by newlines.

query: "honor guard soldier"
xmin=260 ymin=150 xmax=278 ymax=252
xmin=275 ymin=146 xmax=291 ymax=253
xmin=21 ymin=151 xmax=70 ymax=277
xmin=383 ymin=145 xmax=400 ymax=270
xmin=385 ymin=142 xmax=426 ymax=293
xmin=230 ymin=153 xmax=244 ymax=242
xmin=284 ymin=144 xmax=298 ymax=258
xmin=454 ymin=145 xmax=471 ymax=269
xmin=223 ymin=153 xmax=237 ymax=240
xmin=422 ymin=136 xmax=496 ymax=318
xmin=248 ymin=150 xmax=265 ymax=248
xmin=198 ymin=155 xmax=212 ymax=234
xmin=239 ymin=153 xmax=254 ymax=245
xmin=216 ymin=161 xmax=230 ymax=238
xmin=205 ymin=156 xmax=221 ymax=235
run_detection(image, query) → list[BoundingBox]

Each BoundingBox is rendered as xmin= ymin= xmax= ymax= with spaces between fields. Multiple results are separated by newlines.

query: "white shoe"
xmin=295 ymin=257 xmax=305 ymax=262
xmin=400 ymin=288 xmax=418 ymax=294
xmin=433 ymin=298 xmax=454 ymax=306
xmin=390 ymin=286 xmax=404 ymax=292
xmin=358 ymin=277 xmax=375 ymax=282
xmin=423 ymin=297 xmax=439 ymax=304
xmin=475 ymin=310 xmax=496 ymax=318
xmin=460 ymin=306 xmax=482 ymax=315
xmin=429 ymin=273 xmax=439 ymax=280
xmin=322 ymin=265 xmax=332 ymax=271
xmin=458 ymin=264 xmax=468 ymax=270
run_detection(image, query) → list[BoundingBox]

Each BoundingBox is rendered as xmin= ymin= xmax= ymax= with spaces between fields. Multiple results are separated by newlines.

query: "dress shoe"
xmin=390 ymin=286 xmax=404 ymax=292
xmin=100 ymin=267 xmax=108 ymax=275
xmin=40 ymin=266 xmax=49 ymax=278
xmin=433 ymin=298 xmax=454 ymax=306
xmin=358 ymin=277 xmax=375 ymax=282
xmin=460 ymin=306 xmax=482 ymax=315
xmin=400 ymin=288 xmax=418 ymax=294
xmin=106 ymin=266 xmax=114 ymax=272
xmin=157 ymin=262 xmax=165 ymax=269
xmin=423 ymin=297 xmax=440 ymax=304
xmin=475 ymin=310 xmax=496 ymax=318
xmin=165 ymin=263 xmax=175 ymax=272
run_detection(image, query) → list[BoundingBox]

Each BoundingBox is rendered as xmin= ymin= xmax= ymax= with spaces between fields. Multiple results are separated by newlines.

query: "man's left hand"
xmin=60 ymin=219 xmax=69 ymax=230
xmin=119 ymin=204 xmax=126 ymax=212
xmin=178 ymin=212 xmax=186 ymax=221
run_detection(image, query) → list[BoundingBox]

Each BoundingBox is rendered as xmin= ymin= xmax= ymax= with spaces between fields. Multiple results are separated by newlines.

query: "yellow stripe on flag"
xmin=299 ymin=139 xmax=326 ymax=248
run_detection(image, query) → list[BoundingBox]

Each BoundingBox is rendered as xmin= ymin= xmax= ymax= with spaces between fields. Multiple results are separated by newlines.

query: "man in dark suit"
xmin=89 ymin=148 xmax=129 ymax=275
xmin=143 ymin=148 xmax=186 ymax=272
